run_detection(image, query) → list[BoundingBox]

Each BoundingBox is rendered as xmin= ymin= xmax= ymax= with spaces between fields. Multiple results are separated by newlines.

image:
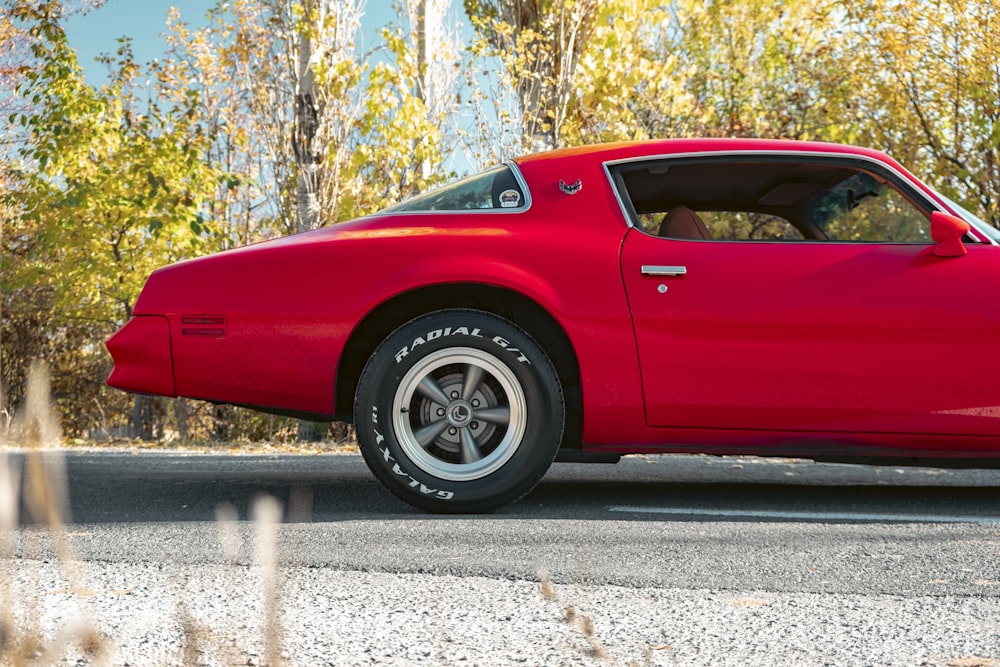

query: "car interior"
xmin=615 ymin=159 xmax=936 ymax=243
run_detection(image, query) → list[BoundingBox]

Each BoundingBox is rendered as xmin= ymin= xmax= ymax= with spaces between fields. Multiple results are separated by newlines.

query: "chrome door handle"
xmin=641 ymin=265 xmax=687 ymax=277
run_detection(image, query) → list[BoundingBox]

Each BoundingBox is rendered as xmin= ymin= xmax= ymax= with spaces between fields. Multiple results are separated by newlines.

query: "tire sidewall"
xmin=354 ymin=310 xmax=563 ymax=512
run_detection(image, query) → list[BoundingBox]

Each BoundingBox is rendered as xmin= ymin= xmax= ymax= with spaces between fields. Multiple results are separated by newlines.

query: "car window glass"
xmin=808 ymin=172 xmax=930 ymax=242
xmin=698 ymin=211 xmax=804 ymax=241
xmin=616 ymin=159 xmax=932 ymax=243
xmin=636 ymin=211 xmax=802 ymax=240
xmin=381 ymin=165 xmax=525 ymax=213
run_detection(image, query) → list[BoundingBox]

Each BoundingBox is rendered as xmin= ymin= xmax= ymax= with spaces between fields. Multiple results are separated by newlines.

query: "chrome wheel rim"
xmin=392 ymin=347 xmax=527 ymax=482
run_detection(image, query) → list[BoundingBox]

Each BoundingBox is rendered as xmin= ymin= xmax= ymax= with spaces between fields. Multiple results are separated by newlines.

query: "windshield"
xmin=935 ymin=191 xmax=1000 ymax=244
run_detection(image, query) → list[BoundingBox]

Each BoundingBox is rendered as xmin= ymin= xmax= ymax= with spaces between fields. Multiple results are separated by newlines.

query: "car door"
xmin=615 ymin=156 xmax=1000 ymax=438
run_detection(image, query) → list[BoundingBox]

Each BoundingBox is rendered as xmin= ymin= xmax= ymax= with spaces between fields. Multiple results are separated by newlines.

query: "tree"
xmin=843 ymin=0 xmax=1000 ymax=226
xmin=5 ymin=0 xmax=226 ymax=437
xmin=464 ymin=0 xmax=600 ymax=153
xmin=565 ymin=0 xmax=858 ymax=145
xmin=346 ymin=0 xmax=461 ymax=213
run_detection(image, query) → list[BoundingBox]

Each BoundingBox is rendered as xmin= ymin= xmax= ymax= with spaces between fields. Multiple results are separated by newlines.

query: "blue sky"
xmin=65 ymin=1 xmax=220 ymax=82
xmin=64 ymin=1 xmax=416 ymax=84
xmin=62 ymin=1 xmax=483 ymax=174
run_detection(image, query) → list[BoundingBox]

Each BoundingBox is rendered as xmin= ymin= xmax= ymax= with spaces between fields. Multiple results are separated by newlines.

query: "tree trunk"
xmin=213 ymin=404 xmax=231 ymax=442
xmin=129 ymin=395 xmax=154 ymax=440
xmin=175 ymin=398 xmax=189 ymax=444
xmin=294 ymin=28 xmax=319 ymax=233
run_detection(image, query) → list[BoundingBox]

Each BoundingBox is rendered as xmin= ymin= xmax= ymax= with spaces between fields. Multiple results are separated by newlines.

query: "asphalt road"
xmin=6 ymin=450 xmax=1000 ymax=665
xmin=26 ymin=450 xmax=999 ymax=595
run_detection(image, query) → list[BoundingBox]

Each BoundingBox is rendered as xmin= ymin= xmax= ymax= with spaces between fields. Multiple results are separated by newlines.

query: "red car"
xmin=107 ymin=138 xmax=1000 ymax=512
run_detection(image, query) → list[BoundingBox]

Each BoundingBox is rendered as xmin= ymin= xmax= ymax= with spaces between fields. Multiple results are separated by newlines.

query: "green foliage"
xmin=12 ymin=23 xmax=223 ymax=324
xmin=4 ymin=0 xmax=1000 ymax=440
xmin=842 ymin=0 xmax=1000 ymax=226
xmin=3 ymin=0 xmax=226 ymax=435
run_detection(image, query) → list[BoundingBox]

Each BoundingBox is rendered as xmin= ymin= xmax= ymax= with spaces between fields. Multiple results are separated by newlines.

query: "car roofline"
xmin=600 ymin=149 xmax=951 ymax=233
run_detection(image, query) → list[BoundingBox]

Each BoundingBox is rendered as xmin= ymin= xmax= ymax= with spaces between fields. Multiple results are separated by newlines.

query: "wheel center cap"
xmin=446 ymin=400 xmax=474 ymax=428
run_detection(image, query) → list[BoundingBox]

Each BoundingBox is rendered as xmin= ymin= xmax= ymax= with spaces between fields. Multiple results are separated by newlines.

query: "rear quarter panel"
xmin=134 ymin=156 xmax=645 ymax=435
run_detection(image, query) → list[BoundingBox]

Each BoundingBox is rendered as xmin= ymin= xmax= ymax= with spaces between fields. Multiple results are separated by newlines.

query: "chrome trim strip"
xmin=506 ymin=159 xmax=533 ymax=211
xmin=641 ymin=265 xmax=687 ymax=276
xmin=602 ymin=161 xmax=634 ymax=229
xmin=601 ymin=149 xmax=947 ymax=231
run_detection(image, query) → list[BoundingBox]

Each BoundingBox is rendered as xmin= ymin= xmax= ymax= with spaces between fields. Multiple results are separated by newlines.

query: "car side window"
xmin=808 ymin=172 xmax=931 ymax=242
xmin=380 ymin=165 xmax=526 ymax=213
xmin=616 ymin=158 xmax=933 ymax=243
xmin=637 ymin=211 xmax=803 ymax=240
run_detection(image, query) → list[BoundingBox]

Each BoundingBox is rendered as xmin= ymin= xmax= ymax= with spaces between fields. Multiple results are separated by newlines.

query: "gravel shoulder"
xmin=4 ymin=449 xmax=999 ymax=666
xmin=8 ymin=560 xmax=1000 ymax=667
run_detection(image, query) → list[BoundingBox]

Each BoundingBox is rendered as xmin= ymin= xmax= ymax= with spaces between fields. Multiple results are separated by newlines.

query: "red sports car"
xmin=107 ymin=138 xmax=1000 ymax=512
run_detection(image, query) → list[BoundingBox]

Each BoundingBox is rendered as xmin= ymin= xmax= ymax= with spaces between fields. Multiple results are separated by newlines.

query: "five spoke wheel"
xmin=392 ymin=347 xmax=527 ymax=481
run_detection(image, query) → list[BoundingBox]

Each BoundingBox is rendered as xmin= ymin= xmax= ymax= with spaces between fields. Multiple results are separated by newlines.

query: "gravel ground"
xmin=6 ymin=559 xmax=999 ymax=667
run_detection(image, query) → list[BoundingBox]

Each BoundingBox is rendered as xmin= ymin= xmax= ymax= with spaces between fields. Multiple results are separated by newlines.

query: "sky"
xmin=65 ymin=1 xmax=221 ymax=83
xmin=63 ymin=1 xmax=429 ymax=85
xmin=61 ymin=0 xmax=480 ymax=174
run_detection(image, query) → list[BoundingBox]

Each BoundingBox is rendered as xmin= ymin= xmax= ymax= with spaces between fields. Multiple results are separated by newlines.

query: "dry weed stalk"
xmin=0 ymin=360 xmax=112 ymax=665
xmin=0 ymin=379 xmax=12 ymax=445
xmin=176 ymin=588 xmax=242 ymax=667
xmin=215 ymin=501 xmax=241 ymax=564
xmin=0 ymin=451 xmax=22 ymax=660
xmin=3 ymin=362 xmax=298 ymax=665
xmin=254 ymin=494 xmax=285 ymax=667
xmin=536 ymin=568 xmax=619 ymax=665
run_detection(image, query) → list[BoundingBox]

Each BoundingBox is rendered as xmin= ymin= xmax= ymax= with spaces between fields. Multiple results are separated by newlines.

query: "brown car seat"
xmin=657 ymin=205 xmax=711 ymax=240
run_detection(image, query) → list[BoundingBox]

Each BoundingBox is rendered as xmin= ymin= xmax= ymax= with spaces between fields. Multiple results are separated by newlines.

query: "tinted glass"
xmin=616 ymin=159 xmax=932 ymax=243
xmin=381 ymin=165 xmax=526 ymax=213
xmin=808 ymin=172 xmax=930 ymax=242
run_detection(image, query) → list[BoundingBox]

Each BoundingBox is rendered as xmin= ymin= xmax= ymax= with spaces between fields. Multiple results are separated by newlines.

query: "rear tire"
xmin=354 ymin=309 xmax=564 ymax=513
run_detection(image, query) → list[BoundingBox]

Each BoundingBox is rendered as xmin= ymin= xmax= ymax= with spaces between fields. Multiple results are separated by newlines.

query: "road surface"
xmin=4 ymin=450 xmax=999 ymax=665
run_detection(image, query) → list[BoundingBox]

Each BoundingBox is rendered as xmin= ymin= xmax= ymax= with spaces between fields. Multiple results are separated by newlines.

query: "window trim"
xmin=374 ymin=161 xmax=533 ymax=216
xmin=601 ymin=150 xmax=955 ymax=244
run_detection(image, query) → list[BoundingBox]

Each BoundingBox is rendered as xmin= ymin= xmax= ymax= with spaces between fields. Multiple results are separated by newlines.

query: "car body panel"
xmin=105 ymin=315 xmax=175 ymax=397
xmin=622 ymin=232 xmax=1000 ymax=437
xmin=107 ymin=138 xmax=1000 ymax=461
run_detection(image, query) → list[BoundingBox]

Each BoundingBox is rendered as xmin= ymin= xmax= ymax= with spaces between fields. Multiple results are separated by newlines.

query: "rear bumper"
xmin=106 ymin=315 xmax=176 ymax=397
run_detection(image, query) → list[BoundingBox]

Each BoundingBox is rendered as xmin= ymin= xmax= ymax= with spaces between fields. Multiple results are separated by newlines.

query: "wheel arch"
xmin=336 ymin=283 xmax=583 ymax=450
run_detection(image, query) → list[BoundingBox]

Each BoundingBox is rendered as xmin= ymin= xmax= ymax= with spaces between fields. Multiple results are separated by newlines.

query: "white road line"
xmin=607 ymin=506 xmax=1000 ymax=524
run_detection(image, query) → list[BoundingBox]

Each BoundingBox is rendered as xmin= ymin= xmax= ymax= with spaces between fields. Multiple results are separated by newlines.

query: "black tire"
xmin=354 ymin=309 xmax=564 ymax=513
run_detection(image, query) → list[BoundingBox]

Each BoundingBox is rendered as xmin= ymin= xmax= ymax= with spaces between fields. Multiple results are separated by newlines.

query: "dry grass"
xmin=1 ymin=362 xmax=112 ymax=665
xmin=253 ymin=495 xmax=285 ymax=667
xmin=60 ymin=436 xmax=359 ymax=457
xmin=0 ymin=361 xmax=293 ymax=666
xmin=536 ymin=567 xmax=688 ymax=666
xmin=540 ymin=561 xmax=648 ymax=664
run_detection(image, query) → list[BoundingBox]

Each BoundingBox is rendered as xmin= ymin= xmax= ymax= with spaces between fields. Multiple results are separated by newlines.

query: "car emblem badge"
xmin=499 ymin=189 xmax=521 ymax=208
xmin=559 ymin=179 xmax=582 ymax=195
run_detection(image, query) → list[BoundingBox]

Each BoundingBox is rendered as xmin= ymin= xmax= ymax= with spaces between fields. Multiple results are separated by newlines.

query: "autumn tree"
xmin=563 ymin=0 xmax=859 ymax=146
xmin=156 ymin=0 xmax=460 ymax=441
xmin=843 ymin=0 xmax=1000 ymax=226
xmin=347 ymin=0 xmax=462 ymax=212
xmin=464 ymin=0 xmax=600 ymax=153
xmin=4 ymin=0 xmax=225 ymax=437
